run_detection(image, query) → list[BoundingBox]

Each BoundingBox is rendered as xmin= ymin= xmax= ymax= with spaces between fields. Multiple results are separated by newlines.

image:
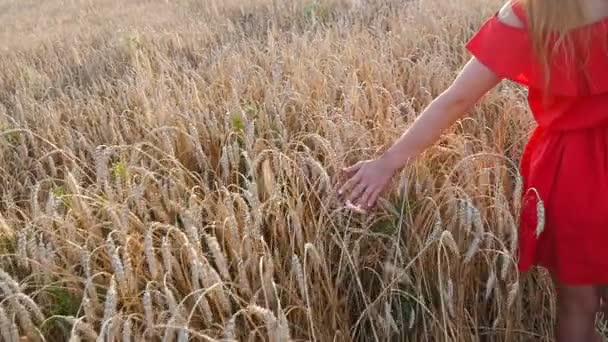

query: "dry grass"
xmin=0 ymin=0 xmax=563 ymax=340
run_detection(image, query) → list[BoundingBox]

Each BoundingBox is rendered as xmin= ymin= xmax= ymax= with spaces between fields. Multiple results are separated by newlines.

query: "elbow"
xmin=438 ymin=88 xmax=475 ymax=115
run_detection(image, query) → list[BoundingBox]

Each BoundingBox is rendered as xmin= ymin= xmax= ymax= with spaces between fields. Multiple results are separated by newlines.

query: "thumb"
xmin=343 ymin=161 xmax=364 ymax=174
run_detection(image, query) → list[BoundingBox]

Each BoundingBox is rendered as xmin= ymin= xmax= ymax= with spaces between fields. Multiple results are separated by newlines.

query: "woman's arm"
xmin=338 ymin=2 xmax=523 ymax=209
xmin=339 ymin=57 xmax=502 ymax=208
xmin=380 ymin=57 xmax=502 ymax=170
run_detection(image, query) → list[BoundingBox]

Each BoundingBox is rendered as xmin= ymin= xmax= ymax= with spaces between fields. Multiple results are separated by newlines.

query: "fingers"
xmin=356 ymin=184 xmax=383 ymax=209
xmin=355 ymin=185 xmax=375 ymax=208
xmin=338 ymin=160 xmax=385 ymax=211
xmin=342 ymin=161 xmax=363 ymax=176
xmin=345 ymin=200 xmax=367 ymax=214
xmin=348 ymin=182 xmax=367 ymax=204
xmin=367 ymin=188 xmax=383 ymax=208
xmin=338 ymin=171 xmax=361 ymax=196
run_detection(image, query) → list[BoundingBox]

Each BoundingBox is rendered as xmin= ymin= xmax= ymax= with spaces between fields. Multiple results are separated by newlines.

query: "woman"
xmin=338 ymin=1 xmax=608 ymax=340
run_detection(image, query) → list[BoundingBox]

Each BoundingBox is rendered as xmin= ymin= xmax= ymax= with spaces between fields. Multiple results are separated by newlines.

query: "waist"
xmin=540 ymin=116 xmax=608 ymax=132
xmin=533 ymin=108 xmax=608 ymax=132
xmin=529 ymin=93 xmax=608 ymax=132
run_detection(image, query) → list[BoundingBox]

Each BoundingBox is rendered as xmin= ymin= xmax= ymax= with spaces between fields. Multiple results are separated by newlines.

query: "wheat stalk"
xmin=0 ymin=305 xmax=19 ymax=342
xmin=145 ymin=227 xmax=159 ymax=279
xmin=203 ymin=233 xmax=231 ymax=282
xmin=122 ymin=316 xmax=132 ymax=342
xmin=102 ymin=276 xmax=117 ymax=333
xmin=1 ymin=1 xmax=552 ymax=340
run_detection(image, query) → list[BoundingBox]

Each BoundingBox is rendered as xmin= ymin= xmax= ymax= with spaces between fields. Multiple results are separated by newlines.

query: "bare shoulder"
xmin=497 ymin=1 xmax=525 ymax=28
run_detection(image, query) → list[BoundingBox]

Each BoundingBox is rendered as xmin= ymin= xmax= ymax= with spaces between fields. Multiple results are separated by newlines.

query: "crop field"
xmin=0 ymin=0 xmax=562 ymax=341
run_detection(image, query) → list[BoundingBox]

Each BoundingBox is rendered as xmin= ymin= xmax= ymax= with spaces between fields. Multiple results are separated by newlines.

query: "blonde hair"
xmin=521 ymin=0 xmax=590 ymax=89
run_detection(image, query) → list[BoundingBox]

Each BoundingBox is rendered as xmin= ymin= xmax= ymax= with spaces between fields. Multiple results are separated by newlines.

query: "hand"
xmin=338 ymin=157 xmax=397 ymax=209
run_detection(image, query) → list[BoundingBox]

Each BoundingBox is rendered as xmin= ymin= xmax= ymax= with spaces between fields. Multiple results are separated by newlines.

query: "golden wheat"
xmin=0 ymin=0 xmax=568 ymax=340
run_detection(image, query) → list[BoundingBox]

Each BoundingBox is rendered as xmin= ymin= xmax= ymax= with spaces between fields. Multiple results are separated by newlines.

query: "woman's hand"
xmin=338 ymin=157 xmax=398 ymax=209
xmin=337 ymin=57 xmax=502 ymax=210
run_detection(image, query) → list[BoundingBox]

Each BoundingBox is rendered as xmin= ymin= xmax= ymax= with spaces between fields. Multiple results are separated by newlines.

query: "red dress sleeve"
xmin=466 ymin=4 xmax=608 ymax=97
xmin=465 ymin=12 xmax=532 ymax=86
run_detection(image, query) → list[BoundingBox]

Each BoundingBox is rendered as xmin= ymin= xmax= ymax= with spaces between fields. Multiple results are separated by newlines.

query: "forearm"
xmin=337 ymin=58 xmax=499 ymax=207
xmin=380 ymin=91 xmax=472 ymax=170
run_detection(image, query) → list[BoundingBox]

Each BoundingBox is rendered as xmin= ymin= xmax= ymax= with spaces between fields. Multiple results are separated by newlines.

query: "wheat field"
xmin=0 ymin=0 xmax=563 ymax=341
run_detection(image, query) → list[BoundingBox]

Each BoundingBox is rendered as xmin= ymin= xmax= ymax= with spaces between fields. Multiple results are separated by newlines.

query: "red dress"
xmin=466 ymin=5 xmax=608 ymax=284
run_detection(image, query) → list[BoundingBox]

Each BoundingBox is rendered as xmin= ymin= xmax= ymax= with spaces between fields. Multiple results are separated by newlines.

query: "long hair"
xmin=521 ymin=0 xmax=590 ymax=89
